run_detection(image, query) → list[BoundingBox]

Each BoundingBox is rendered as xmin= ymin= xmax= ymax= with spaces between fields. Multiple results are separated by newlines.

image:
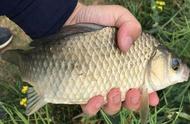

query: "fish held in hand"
xmin=1 ymin=24 xmax=189 ymax=115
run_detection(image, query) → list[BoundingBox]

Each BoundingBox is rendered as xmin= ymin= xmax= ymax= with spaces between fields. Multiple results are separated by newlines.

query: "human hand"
xmin=65 ymin=2 xmax=159 ymax=116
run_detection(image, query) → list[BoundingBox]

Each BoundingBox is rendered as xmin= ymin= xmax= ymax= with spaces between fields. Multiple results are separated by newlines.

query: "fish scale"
xmin=29 ymin=28 xmax=151 ymax=103
xmin=29 ymin=28 xmax=158 ymax=104
xmin=2 ymin=24 xmax=189 ymax=115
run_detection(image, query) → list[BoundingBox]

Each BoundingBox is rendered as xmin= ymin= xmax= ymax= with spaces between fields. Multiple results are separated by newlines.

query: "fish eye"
xmin=171 ymin=58 xmax=180 ymax=71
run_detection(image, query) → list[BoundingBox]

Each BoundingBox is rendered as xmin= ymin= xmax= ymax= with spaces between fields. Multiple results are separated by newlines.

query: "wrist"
xmin=65 ymin=2 xmax=85 ymax=25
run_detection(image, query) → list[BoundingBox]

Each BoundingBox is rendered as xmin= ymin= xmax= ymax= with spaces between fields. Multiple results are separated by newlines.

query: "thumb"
xmin=65 ymin=3 xmax=142 ymax=52
xmin=115 ymin=14 xmax=142 ymax=52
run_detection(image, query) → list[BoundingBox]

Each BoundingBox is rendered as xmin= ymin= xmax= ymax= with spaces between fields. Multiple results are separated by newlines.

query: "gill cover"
xmin=139 ymin=45 xmax=167 ymax=124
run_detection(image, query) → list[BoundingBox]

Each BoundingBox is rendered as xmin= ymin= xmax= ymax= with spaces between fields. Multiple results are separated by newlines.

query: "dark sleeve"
xmin=0 ymin=0 xmax=78 ymax=39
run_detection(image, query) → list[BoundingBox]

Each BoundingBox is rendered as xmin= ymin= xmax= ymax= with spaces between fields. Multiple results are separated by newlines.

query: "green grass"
xmin=1 ymin=0 xmax=190 ymax=123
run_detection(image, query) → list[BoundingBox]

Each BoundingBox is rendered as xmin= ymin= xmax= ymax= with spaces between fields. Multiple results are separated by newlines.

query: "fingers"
xmin=123 ymin=88 xmax=141 ymax=111
xmin=81 ymin=89 xmax=160 ymax=116
xmin=103 ymin=88 xmax=121 ymax=115
xmin=81 ymin=95 xmax=104 ymax=116
xmin=81 ymin=88 xmax=122 ymax=116
xmin=149 ymin=92 xmax=159 ymax=106
xmin=123 ymin=89 xmax=160 ymax=111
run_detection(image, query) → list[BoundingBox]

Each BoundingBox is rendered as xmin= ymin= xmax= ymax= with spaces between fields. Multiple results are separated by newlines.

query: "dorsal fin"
xmin=30 ymin=23 xmax=105 ymax=47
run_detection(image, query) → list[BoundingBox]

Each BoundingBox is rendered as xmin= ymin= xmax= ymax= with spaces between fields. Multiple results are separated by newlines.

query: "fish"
xmin=1 ymin=24 xmax=189 ymax=117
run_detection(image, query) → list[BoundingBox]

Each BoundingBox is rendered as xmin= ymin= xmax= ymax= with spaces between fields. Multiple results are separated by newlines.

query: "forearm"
xmin=0 ymin=0 xmax=78 ymax=39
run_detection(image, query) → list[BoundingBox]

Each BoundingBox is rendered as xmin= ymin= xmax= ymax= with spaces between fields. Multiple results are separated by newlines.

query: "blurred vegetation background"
xmin=1 ymin=0 xmax=190 ymax=124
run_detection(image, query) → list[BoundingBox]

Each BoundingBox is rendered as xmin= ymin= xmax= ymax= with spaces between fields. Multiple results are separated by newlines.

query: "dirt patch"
xmin=0 ymin=16 xmax=31 ymax=52
xmin=0 ymin=16 xmax=30 ymax=84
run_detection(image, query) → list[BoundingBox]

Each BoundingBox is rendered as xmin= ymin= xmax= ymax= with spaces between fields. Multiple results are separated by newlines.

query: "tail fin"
xmin=26 ymin=87 xmax=47 ymax=116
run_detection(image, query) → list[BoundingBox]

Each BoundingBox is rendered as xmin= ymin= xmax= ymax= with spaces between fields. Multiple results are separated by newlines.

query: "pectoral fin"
xmin=139 ymin=87 xmax=149 ymax=124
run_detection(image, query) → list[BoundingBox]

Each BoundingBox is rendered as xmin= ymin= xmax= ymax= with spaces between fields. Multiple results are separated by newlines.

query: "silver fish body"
xmin=2 ymin=24 xmax=189 ymax=115
xmin=22 ymin=28 xmax=158 ymax=103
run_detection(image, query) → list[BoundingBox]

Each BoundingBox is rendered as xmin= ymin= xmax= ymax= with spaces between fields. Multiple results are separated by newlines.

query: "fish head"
xmin=167 ymin=56 xmax=189 ymax=83
xmin=147 ymin=46 xmax=190 ymax=92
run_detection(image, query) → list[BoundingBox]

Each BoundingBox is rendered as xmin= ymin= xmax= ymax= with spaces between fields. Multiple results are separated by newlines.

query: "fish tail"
xmin=26 ymin=87 xmax=46 ymax=116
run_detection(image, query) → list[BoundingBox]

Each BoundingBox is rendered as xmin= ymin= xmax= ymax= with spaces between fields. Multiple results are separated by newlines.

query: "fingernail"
xmin=113 ymin=94 xmax=121 ymax=104
xmin=131 ymin=95 xmax=140 ymax=105
xmin=95 ymin=101 xmax=103 ymax=109
xmin=112 ymin=91 xmax=121 ymax=104
xmin=122 ymin=36 xmax=133 ymax=52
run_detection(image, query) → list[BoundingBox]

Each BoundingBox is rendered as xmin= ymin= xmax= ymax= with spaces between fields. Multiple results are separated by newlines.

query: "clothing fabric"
xmin=0 ymin=0 xmax=78 ymax=39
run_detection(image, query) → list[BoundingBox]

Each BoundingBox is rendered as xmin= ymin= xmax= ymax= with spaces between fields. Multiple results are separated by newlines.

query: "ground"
xmin=0 ymin=0 xmax=190 ymax=124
